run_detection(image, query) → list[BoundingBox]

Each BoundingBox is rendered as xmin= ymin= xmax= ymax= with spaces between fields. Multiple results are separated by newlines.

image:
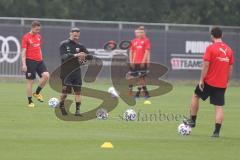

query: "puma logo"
xmin=219 ymin=48 xmax=227 ymax=56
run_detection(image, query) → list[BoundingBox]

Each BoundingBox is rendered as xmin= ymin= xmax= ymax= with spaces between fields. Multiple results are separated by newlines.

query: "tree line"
xmin=0 ymin=0 xmax=240 ymax=26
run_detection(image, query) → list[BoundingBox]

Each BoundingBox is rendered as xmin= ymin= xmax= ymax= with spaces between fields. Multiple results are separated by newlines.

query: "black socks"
xmin=36 ymin=86 xmax=42 ymax=94
xmin=28 ymin=97 xmax=33 ymax=104
xmin=136 ymin=87 xmax=142 ymax=97
xmin=76 ymin=102 xmax=81 ymax=110
xmin=214 ymin=123 xmax=222 ymax=134
xmin=189 ymin=116 xmax=222 ymax=135
xmin=191 ymin=115 xmax=197 ymax=123
xmin=59 ymin=101 xmax=81 ymax=110
xmin=142 ymin=86 xmax=149 ymax=96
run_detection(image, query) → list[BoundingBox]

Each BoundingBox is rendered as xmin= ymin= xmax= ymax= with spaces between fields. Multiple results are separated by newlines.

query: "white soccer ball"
xmin=178 ymin=123 xmax=192 ymax=136
xmin=124 ymin=108 xmax=137 ymax=121
xmin=48 ymin=97 xmax=59 ymax=108
xmin=108 ymin=87 xmax=119 ymax=98
xmin=96 ymin=108 xmax=109 ymax=120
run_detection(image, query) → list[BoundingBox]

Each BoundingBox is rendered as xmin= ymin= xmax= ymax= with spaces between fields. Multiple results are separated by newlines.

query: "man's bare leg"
xmin=187 ymin=94 xmax=200 ymax=127
xmin=34 ymin=72 xmax=49 ymax=95
xmin=190 ymin=94 xmax=200 ymax=116
xmin=39 ymin=72 xmax=49 ymax=88
xmin=215 ymin=106 xmax=224 ymax=124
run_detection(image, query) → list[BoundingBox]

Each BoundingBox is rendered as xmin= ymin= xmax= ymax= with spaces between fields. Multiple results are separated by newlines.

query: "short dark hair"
xmin=31 ymin=21 xmax=41 ymax=27
xmin=211 ymin=27 xmax=222 ymax=38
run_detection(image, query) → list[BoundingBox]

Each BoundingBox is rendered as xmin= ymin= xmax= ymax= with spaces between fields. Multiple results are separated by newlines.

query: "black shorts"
xmin=62 ymin=75 xmax=82 ymax=94
xmin=26 ymin=59 xmax=47 ymax=80
xmin=129 ymin=63 xmax=148 ymax=77
xmin=194 ymin=83 xmax=226 ymax=106
xmin=130 ymin=63 xmax=148 ymax=72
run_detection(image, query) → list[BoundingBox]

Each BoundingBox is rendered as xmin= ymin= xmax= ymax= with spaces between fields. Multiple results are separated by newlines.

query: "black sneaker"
xmin=211 ymin=133 xmax=220 ymax=138
xmin=75 ymin=109 xmax=82 ymax=116
xmin=60 ymin=107 xmax=68 ymax=116
xmin=183 ymin=119 xmax=196 ymax=128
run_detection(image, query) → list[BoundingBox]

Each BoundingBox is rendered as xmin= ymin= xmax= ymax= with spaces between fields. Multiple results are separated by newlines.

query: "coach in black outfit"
xmin=59 ymin=27 xmax=92 ymax=116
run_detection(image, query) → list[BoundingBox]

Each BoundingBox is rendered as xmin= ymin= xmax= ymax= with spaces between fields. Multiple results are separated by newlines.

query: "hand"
xmin=146 ymin=63 xmax=150 ymax=69
xmin=140 ymin=63 xmax=145 ymax=68
xmin=198 ymin=80 xmax=204 ymax=91
xmin=130 ymin=63 xmax=135 ymax=69
xmin=22 ymin=64 xmax=27 ymax=73
xmin=78 ymin=52 xmax=86 ymax=61
xmin=75 ymin=52 xmax=86 ymax=61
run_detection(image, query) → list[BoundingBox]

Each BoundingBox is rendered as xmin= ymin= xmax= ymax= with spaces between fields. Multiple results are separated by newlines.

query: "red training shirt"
xmin=22 ymin=32 xmax=42 ymax=61
xmin=130 ymin=37 xmax=151 ymax=64
xmin=203 ymin=42 xmax=234 ymax=88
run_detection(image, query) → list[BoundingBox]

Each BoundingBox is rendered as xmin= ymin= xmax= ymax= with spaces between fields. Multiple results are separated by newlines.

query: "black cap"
xmin=70 ymin=27 xmax=80 ymax=32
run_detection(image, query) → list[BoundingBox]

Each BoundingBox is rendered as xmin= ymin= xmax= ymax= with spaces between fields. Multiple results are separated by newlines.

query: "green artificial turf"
xmin=0 ymin=82 xmax=239 ymax=160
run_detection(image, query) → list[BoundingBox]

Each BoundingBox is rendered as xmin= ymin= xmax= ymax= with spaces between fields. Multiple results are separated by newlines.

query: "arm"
xmin=199 ymin=61 xmax=209 ymax=91
xmin=60 ymin=43 xmax=76 ymax=61
xmin=129 ymin=41 xmax=133 ymax=64
xmin=228 ymin=65 xmax=233 ymax=81
xmin=129 ymin=40 xmax=136 ymax=65
xmin=21 ymin=36 xmax=27 ymax=72
xmin=228 ymin=50 xmax=234 ymax=82
xmin=141 ymin=39 xmax=151 ymax=65
xmin=147 ymin=50 xmax=150 ymax=63
xmin=82 ymin=46 xmax=93 ymax=60
xmin=129 ymin=51 xmax=137 ymax=66
xmin=21 ymin=48 xmax=27 ymax=72
xmin=146 ymin=50 xmax=150 ymax=68
xmin=81 ymin=45 xmax=89 ymax=55
xmin=80 ymin=45 xmax=93 ymax=60
xmin=129 ymin=50 xmax=133 ymax=63
xmin=141 ymin=49 xmax=150 ymax=64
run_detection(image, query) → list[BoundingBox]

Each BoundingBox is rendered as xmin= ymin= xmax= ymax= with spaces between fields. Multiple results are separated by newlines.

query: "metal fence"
xmin=1 ymin=17 xmax=240 ymax=31
xmin=0 ymin=17 xmax=239 ymax=79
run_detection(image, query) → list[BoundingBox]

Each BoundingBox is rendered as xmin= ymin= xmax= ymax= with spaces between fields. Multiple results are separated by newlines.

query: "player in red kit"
xmin=21 ymin=21 xmax=49 ymax=107
xmin=185 ymin=27 xmax=234 ymax=137
xmin=128 ymin=26 xmax=151 ymax=98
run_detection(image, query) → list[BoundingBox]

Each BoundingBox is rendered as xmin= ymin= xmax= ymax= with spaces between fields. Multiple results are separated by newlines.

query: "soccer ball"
xmin=178 ymin=123 xmax=192 ymax=136
xmin=48 ymin=97 xmax=59 ymax=108
xmin=108 ymin=86 xmax=119 ymax=98
xmin=96 ymin=108 xmax=109 ymax=120
xmin=124 ymin=108 xmax=137 ymax=121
